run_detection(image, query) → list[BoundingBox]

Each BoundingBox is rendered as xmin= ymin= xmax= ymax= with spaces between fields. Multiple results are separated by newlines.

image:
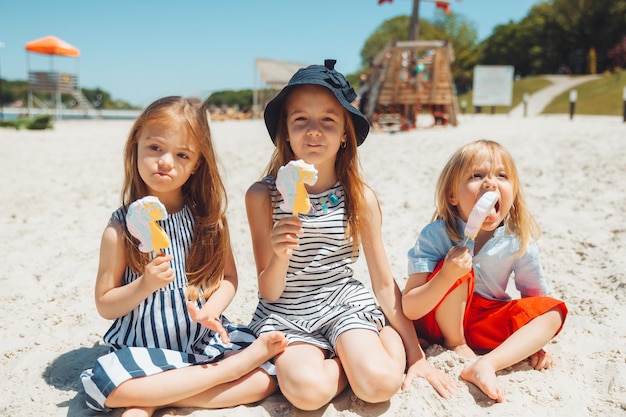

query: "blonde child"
xmin=80 ymin=96 xmax=287 ymax=417
xmin=245 ymin=60 xmax=459 ymax=411
xmin=402 ymin=139 xmax=568 ymax=402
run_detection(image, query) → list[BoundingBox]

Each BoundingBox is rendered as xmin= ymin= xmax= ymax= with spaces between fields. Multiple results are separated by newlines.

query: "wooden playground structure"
xmin=360 ymin=39 xmax=459 ymax=130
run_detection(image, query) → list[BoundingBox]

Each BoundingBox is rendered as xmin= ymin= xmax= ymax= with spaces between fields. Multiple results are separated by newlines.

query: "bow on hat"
xmin=322 ymin=59 xmax=357 ymax=104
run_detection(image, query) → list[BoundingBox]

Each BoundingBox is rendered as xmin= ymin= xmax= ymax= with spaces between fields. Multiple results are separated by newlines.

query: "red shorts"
xmin=413 ymin=261 xmax=568 ymax=351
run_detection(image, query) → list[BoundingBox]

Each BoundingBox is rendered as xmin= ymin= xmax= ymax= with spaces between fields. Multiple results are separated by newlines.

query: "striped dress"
xmin=249 ymin=178 xmax=385 ymax=354
xmin=80 ymin=205 xmax=269 ymax=412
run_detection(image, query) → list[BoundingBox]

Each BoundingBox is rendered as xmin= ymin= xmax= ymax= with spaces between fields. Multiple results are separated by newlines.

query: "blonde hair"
xmin=121 ymin=96 xmax=230 ymax=299
xmin=433 ymin=139 xmax=540 ymax=255
xmin=263 ymin=86 xmax=365 ymax=250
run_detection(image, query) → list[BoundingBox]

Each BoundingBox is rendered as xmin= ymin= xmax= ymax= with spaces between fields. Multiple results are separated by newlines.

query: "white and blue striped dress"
xmin=249 ymin=178 xmax=385 ymax=354
xmin=81 ymin=205 xmax=269 ymax=412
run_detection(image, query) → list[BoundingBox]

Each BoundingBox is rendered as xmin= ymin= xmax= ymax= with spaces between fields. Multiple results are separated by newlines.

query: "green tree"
xmin=361 ymin=16 xmax=418 ymax=66
xmin=0 ymin=79 xmax=28 ymax=105
xmin=80 ymin=87 xmax=137 ymax=109
xmin=81 ymin=88 xmax=109 ymax=109
xmin=358 ymin=12 xmax=479 ymax=92
xmin=431 ymin=11 xmax=480 ymax=91
xmin=481 ymin=0 xmax=626 ymax=75
xmin=206 ymin=89 xmax=253 ymax=109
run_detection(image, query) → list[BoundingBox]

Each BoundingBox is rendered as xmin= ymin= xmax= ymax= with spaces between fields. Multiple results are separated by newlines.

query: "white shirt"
xmin=407 ymin=219 xmax=549 ymax=301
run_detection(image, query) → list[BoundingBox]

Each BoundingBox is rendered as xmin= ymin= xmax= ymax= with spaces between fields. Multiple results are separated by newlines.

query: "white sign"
xmin=472 ymin=65 xmax=514 ymax=106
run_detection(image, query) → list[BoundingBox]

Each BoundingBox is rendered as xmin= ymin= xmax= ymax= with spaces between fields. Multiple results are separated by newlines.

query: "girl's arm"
xmin=94 ymin=222 xmax=174 ymax=320
xmin=360 ymin=186 xmax=459 ymax=397
xmin=361 ymin=187 xmax=458 ymax=398
xmin=359 ymin=186 xmax=426 ymax=366
xmin=187 ymin=247 xmax=238 ymax=343
xmin=245 ymin=182 xmax=300 ymax=302
xmin=402 ymin=245 xmax=472 ymax=320
xmin=196 ymin=247 xmax=238 ymax=318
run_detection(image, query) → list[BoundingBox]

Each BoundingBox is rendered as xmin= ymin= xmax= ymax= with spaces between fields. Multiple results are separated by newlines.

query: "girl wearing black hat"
xmin=245 ymin=60 xmax=459 ymax=410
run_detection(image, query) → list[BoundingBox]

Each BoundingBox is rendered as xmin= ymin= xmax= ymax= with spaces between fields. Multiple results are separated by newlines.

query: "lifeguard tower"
xmin=25 ymin=36 xmax=94 ymax=118
xmin=361 ymin=39 xmax=459 ymax=130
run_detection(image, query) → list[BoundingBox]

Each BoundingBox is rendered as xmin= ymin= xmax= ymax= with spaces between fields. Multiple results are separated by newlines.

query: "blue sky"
xmin=0 ymin=0 xmax=539 ymax=107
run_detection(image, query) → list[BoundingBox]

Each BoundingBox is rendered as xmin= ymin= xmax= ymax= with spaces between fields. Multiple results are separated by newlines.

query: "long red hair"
xmin=121 ymin=96 xmax=230 ymax=299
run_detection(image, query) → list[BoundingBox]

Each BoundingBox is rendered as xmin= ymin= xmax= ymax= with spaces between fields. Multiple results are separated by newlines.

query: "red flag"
xmin=436 ymin=1 xmax=451 ymax=14
xmin=378 ymin=0 xmax=393 ymax=4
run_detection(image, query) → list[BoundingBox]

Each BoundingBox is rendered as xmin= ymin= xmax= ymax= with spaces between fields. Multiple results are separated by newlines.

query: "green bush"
xmin=0 ymin=117 xmax=30 ymax=129
xmin=27 ymin=114 xmax=53 ymax=130
xmin=0 ymin=114 xmax=54 ymax=130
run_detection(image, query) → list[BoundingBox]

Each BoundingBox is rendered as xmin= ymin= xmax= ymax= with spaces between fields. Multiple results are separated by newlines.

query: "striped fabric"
xmin=103 ymin=205 xmax=207 ymax=353
xmin=249 ymin=179 xmax=385 ymax=354
xmin=81 ymin=204 xmax=272 ymax=412
xmin=80 ymin=320 xmax=262 ymax=412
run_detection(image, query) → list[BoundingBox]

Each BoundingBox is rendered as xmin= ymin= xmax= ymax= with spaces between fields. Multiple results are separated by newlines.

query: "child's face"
xmin=449 ymin=158 xmax=514 ymax=233
xmin=136 ymin=123 xmax=200 ymax=197
xmin=284 ymin=85 xmax=346 ymax=172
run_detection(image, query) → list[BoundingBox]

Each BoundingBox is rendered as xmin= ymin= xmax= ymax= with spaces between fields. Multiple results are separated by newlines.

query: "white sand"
xmin=2 ymin=114 xmax=625 ymax=417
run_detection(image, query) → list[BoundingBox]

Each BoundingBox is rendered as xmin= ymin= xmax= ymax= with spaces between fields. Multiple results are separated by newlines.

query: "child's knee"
xmin=548 ymin=306 xmax=566 ymax=332
xmin=350 ymin=365 xmax=403 ymax=403
xmin=279 ymin=373 xmax=336 ymax=410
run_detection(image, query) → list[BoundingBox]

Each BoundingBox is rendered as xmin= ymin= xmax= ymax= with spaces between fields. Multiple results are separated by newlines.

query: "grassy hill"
xmin=456 ymin=71 xmax=626 ymax=116
xmin=543 ymin=70 xmax=626 ymax=115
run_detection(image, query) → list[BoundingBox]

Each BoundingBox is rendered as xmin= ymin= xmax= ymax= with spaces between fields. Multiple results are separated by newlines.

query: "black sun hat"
xmin=264 ymin=59 xmax=370 ymax=146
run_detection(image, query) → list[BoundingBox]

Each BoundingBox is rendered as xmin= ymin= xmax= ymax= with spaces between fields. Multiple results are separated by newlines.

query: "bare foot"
xmin=529 ymin=349 xmax=556 ymax=370
xmin=223 ymin=331 xmax=288 ymax=380
xmin=122 ymin=406 xmax=157 ymax=417
xmin=447 ymin=343 xmax=477 ymax=360
xmin=460 ymin=357 xmax=504 ymax=402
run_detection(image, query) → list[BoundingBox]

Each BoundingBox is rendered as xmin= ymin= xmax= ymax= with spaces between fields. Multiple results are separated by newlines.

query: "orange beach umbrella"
xmin=25 ymin=36 xmax=80 ymax=57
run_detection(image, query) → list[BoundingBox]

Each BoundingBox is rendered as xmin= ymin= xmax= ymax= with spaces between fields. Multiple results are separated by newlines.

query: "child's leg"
xmin=120 ymin=370 xmax=276 ymax=417
xmin=461 ymin=307 xmax=564 ymax=402
xmin=273 ymin=343 xmax=347 ymax=411
xmin=414 ymin=261 xmax=476 ymax=359
xmin=171 ymin=367 xmax=278 ymax=407
xmin=335 ymin=327 xmax=405 ymax=404
xmin=435 ymin=279 xmax=476 ymax=359
xmin=105 ymin=331 xmax=287 ymax=409
xmin=121 ymin=407 xmax=156 ymax=417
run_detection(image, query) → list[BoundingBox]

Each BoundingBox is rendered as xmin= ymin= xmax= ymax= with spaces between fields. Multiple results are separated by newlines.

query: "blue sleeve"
xmin=407 ymin=222 xmax=452 ymax=275
xmin=513 ymin=242 xmax=550 ymax=296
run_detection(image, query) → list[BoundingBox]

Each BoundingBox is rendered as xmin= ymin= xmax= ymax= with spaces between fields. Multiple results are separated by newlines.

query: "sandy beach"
xmin=1 ymin=113 xmax=625 ymax=417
